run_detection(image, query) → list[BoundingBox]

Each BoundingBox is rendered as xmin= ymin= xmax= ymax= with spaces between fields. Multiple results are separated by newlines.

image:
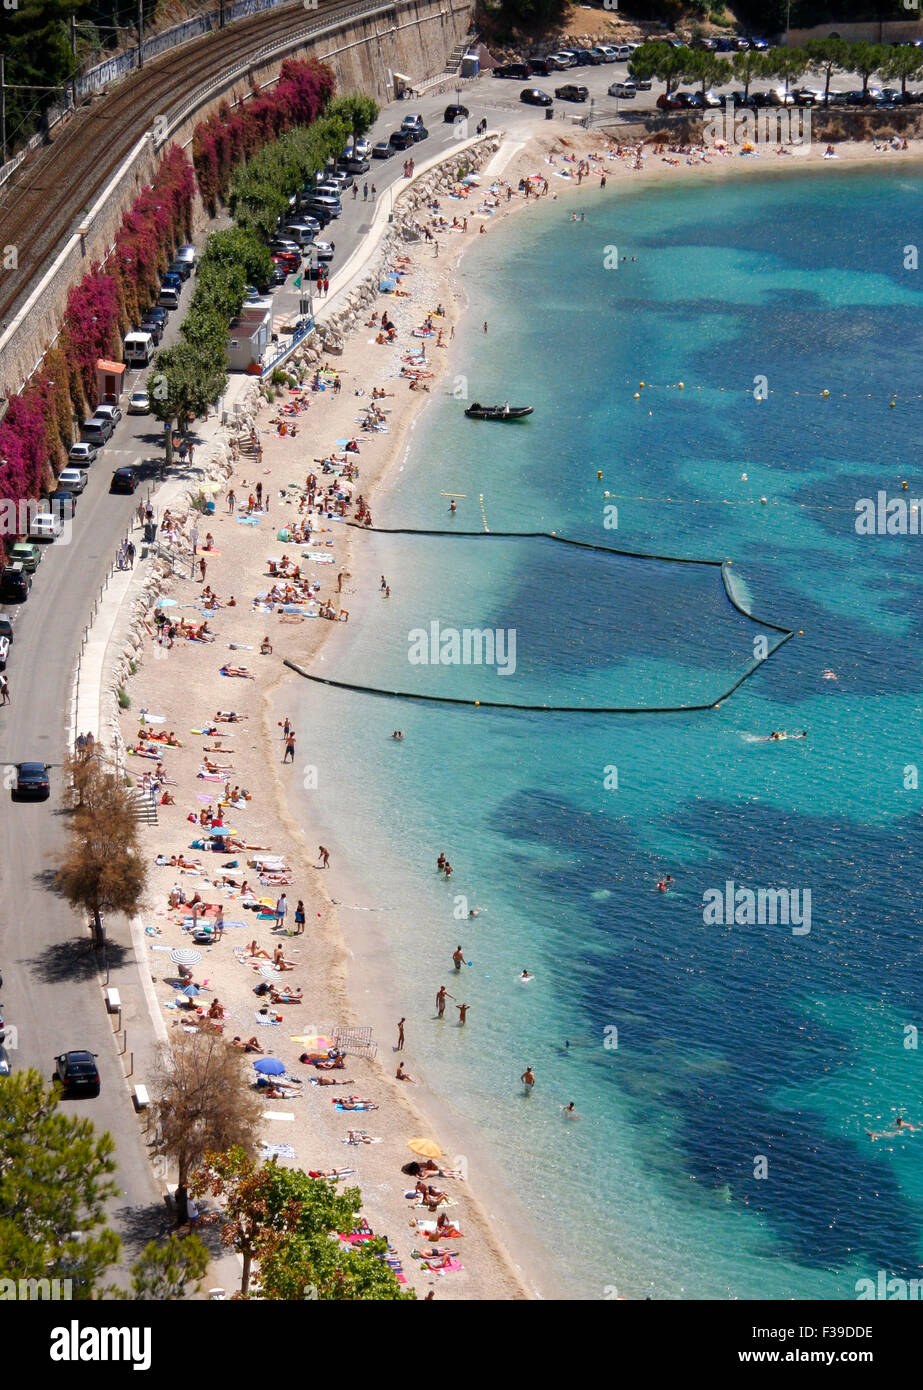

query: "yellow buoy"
xmin=902 ymin=480 xmax=908 ymax=490
xmin=597 ymin=470 xmax=603 ymax=480
xmin=890 ymin=400 xmax=896 ymax=408
xmin=678 ymin=381 xmax=684 ymax=389
xmin=822 ymin=389 xmax=829 ymax=397
xmin=798 ymin=630 xmax=804 ymax=635
xmin=475 ymin=700 xmax=480 ymax=706
xmin=633 ymin=393 xmax=640 ymax=399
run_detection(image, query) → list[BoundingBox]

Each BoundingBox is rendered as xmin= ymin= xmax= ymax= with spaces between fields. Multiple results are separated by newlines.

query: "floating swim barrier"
xmin=285 ymin=529 xmax=794 ymax=716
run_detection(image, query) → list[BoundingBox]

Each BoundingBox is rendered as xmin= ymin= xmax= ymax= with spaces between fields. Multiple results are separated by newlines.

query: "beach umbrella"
xmin=253 ymin=1057 xmax=286 ymax=1076
xmin=156 ymin=597 xmax=178 ymax=608
xmin=407 ymin=1137 xmax=441 ymax=1160
xmin=201 ymin=481 xmax=222 ymax=493
xmin=170 ymin=947 xmax=202 ymax=965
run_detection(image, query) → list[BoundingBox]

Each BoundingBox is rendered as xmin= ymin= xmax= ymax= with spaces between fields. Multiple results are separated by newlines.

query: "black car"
xmin=520 ymin=88 xmax=553 ymax=107
xmin=54 ymin=1050 xmax=100 ymax=1097
xmin=140 ymin=318 xmax=163 ymax=344
xmin=389 ymin=129 xmax=415 ymax=149
xmin=0 ymin=616 xmax=13 ymax=642
xmin=444 ymin=103 xmax=469 ymax=122
xmin=146 ymin=306 xmax=167 ymax=327
xmin=555 ymin=84 xmax=589 ymax=102
xmin=409 ymin=125 xmax=428 ymax=143
xmin=0 ymin=565 xmax=30 ymax=601
xmin=529 ymin=57 xmax=550 ymax=76
xmin=168 ymin=259 xmax=192 ymax=282
xmin=270 ymin=264 xmax=287 ymax=286
xmin=372 ymin=140 xmax=393 ymax=159
xmin=13 ymin=762 xmax=50 ymax=800
xmin=494 ymin=62 xmax=531 ymax=79
xmin=571 ymin=49 xmax=593 ymax=65
xmin=110 ymin=467 xmax=137 ymax=494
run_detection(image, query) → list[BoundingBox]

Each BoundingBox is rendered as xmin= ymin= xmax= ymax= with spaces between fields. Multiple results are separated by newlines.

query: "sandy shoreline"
xmin=117 ymin=118 xmax=923 ymax=1300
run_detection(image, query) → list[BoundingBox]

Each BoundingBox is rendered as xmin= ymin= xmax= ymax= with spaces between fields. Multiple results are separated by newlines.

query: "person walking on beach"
xmin=283 ymin=732 xmax=296 ymax=763
xmin=283 ymin=718 xmax=291 ymax=742
xmin=199 ymin=557 xmax=207 ymax=583
xmin=255 ymin=481 xmax=262 ymax=507
xmin=227 ymin=489 xmax=236 ymax=514
xmin=397 ymin=1017 xmax=406 ymax=1050
xmin=435 ymin=986 xmax=454 ymax=1019
xmin=483 ymin=321 xmax=488 ymax=334
xmin=521 ymin=1066 xmax=535 ymax=1093
xmin=276 ymin=893 xmax=288 ymax=930
xmin=294 ymin=899 xmax=306 ymax=934
xmin=452 ymin=945 xmax=465 ymax=972
xmin=318 ymin=845 xmax=330 ymax=868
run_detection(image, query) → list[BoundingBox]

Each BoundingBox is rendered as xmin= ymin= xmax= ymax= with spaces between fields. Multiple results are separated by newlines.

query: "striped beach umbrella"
xmin=170 ymin=947 xmax=202 ymax=965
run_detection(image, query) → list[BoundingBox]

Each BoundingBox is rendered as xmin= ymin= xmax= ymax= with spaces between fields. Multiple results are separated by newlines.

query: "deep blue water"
xmin=297 ymin=166 xmax=923 ymax=1298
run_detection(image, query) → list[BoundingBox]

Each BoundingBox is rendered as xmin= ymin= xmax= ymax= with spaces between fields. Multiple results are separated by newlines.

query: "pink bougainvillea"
xmin=193 ymin=58 xmax=334 ymax=212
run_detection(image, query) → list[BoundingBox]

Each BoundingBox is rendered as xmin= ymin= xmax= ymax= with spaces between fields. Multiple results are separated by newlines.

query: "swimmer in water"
xmin=656 ymin=873 xmax=674 ymax=892
xmin=563 ymin=1102 xmax=578 ymax=1119
xmin=866 ymin=1114 xmax=919 ymax=1140
xmin=518 ymin=970 xmax=534 ymax=984
xmin=452 ymin=945 xmax=465 ymax=971
xmin=521 ymin=1066 xmax=535 ymax=1092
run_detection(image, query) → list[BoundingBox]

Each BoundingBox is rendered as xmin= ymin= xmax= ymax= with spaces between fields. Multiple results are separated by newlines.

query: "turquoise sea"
xmin=297 ymin=166 xmax=923 ymax=1298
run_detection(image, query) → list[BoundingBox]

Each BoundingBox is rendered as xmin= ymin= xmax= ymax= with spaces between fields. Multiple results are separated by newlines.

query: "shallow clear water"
xmin=296 ymin=166 xmax=923 ymax=1298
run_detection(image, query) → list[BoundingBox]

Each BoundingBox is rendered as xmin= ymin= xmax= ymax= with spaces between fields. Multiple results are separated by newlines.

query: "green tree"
xmin=150 ymin=340 xmax=227 ymax=431
xmin=731 ymin=50 xmax=769 ymax=101
xmin=125 ymin=1234 xmax=210 ymax=1300
xmin=804 ymin=37 xmax=851 ymax=106
xmin=195 ymin=1148 xmax=414 ymax=1300
xmin=336 ymin=92 xmax=379 ymax=146
xmin=629 ymin=41 xmax=689 ymax=97
xmin=0 ymin=1069 xmax=120 ymax=1295
xmin=685 ymin=50 xmax=733 ymax=97
xmin=767 ymin=46 xmax=808 ymax=98
xmin=203 ymin=228 xmax=273 ymax=292
xmin=849 ymin=41 xmax=886 ymax=100
xmin=879 ymin=44 xmax=923 ymax=102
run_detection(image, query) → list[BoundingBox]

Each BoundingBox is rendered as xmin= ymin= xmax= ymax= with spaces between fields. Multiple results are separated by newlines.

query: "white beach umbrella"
xmin=170 ymin=948 xmax=202 ymax=966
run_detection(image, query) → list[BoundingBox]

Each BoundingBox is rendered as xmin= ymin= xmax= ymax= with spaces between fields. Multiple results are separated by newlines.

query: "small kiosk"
xmin=96 ymin=358 xmax=125 ymax=406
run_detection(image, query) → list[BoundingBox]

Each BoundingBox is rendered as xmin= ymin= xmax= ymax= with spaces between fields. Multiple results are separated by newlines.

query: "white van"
xmin=283 ymin=223 xmax=317 ymax=248
xmin=124 ymin=331 xmax=154 ymax=366
xmin=29 ymin=512 xmax=64 ymax=542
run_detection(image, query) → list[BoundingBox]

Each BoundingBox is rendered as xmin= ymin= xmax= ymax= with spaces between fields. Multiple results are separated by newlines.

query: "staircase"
xmin=131 ymin=787 xmax=158 ymax=825
xmin=443 ymin=31 xmax=475 ymax=76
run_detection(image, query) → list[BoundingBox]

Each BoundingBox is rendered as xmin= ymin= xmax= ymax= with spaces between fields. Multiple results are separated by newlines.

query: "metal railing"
xmin=260 ymin=316 xmax=315 ymax=378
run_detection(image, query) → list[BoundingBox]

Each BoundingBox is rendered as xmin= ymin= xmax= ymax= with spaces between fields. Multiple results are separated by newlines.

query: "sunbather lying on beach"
xmin=220 ymin=666 xmax=254 ymax=678
xmin=216 ymin=711 xmax=247 ymax=721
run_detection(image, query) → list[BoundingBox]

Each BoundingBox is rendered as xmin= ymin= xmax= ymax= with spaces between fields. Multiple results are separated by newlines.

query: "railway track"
xmin=0 ymin=0 xmax=380 ymax=334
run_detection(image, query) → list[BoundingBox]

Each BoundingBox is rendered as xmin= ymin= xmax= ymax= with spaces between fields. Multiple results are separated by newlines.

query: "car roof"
xmin=19 ymin=762 xmax=47 ymax=773
xmin=63 ymin=1050 xmax=96 ymax=1064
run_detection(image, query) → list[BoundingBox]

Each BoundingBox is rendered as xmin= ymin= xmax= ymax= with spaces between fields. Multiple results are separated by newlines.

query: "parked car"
xmin=570 ymin=49 xmax=594 ymax=66
xmin=0 ymin=563 xmax=30 ymax=601
xmin=168 ymin=258 xmax=192 ymax=281
xmin=702 ymin=90 xmax=723 ymax=108
xmin=174 ymin=245 xmax=197 ymax=272
xmin=594 ymin=44 xmax=619 ymax=61
xmin=47 ymin=489 xmax=76 ymax=518
xmin=444 ymin=103 xmax=469 ymax=122
xmin=372 ymin=140 xmax=393 ymax=159
xmin=555 ymin=84 xmax=589 ymax=102
xmin=342 ymin=137 xmax=372 ymax=158
xmin=56 ymin=467 xmax=88 ymax=494
xmin=310 ymin=240 xmax=335 ymax=263
xmin=322 ymin=169 xmax=352 ymax=191
xmin=272 ymin=252 xmax=300 ymax=275
xmin=343 ymin=154 xmax=371 ymax=174
xmin=54 ymin=1050 xmax=100 ymax=1096
xmin=81 ymin=417 xmax=113 ymax=445
xmin=8 ymin=542 xmax=41 ymax=572
xmin=160 ymin=272 xmax=182 ymax=292
xmin=110 ymin=467 xmax=137 ymax=494
xmin=123 ymin=330 xmax=155 ymax=366
xmin=409 ymin=125 xmax=429 ymax=143
xmin=401 ymin=113 xmax=425 ymax=131
xmin=588 ymin=47 xmax=611 ymax=64
xmin=13 ymin=761 xmax=50 ymax=799
xmin=126 ymin=389 xmax=150 ymax=415
xmin=140 ymin=317 xmax=163 ymax=345
xmin=696 ymin=37 xmax=718 ymax=50
xmin=548 ymin=51 xmax=576 ymax=69
xmin=748 ymin=37 xmax=770 ymax=50
xmin=158 ymin=286 xmax=180 ymax=310
xmin=0 ymin=1042 xmax=11 ymax=1076
xmin=520 ymin=88 xmax=553 ymax=106
xmin=0 ymin=616 xmax=14 ymax=641
xmin=303 ymin=194 xmax=341 ymax=218
xmin=768 ymin=87 xmax=796 ymax=106
xmin=389 ymin=129 xmax=415 ymax=149
xmin=68 ymin=441 xmax=97 ymax=466
xmin=657 ymin=91 xmax=691 ymax=109
xmin=29 ymin=512 xmax=64 ymax=542
xmin=609 ymin=81 xmax=637 ymax=98
xmin=629 ymin=74 xmax=653 ymax=90
xmin=94 ymin=402 xmax=122 ymax=427
xmin=0 ymin=635 xmax=8 ymax=669
xmin=530 ymin=57 xmax=551 ymax=76
xmin=493 ymin=62 xmax=531 ymax=79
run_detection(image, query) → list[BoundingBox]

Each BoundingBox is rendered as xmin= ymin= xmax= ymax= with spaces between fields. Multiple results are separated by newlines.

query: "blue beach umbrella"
xmin=181 ymin=984 xmax=200 ymax=997
xmin=253 ymin=1057 xmax=286 ymax=1076
xmin=156 ymin=597 xmax=178 ymax=608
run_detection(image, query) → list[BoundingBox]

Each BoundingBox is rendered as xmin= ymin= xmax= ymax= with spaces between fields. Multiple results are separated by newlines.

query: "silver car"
xmin=68 ymin=441 xmax=97 ymax=465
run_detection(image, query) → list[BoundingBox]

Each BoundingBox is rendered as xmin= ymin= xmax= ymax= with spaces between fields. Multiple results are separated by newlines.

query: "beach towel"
xmin=334 ymin=1102 xmax=377 ymax=1112
xmin=261 ymin=1143 xmax=297 ymax=1159
xmin=253 ymin=1013 xmax=281 ymax=1025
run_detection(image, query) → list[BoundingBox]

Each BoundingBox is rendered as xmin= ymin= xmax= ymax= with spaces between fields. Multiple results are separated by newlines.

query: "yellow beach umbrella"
xmin=407 ymin=1137 xmax=441 ymax=1160
xmin=290 ymin=1034 xmax=334 ymax=1050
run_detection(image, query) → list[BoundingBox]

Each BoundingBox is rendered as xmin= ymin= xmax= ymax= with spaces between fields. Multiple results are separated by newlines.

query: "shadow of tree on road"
xmin=27 ymin=935 xmax=130 ymax=985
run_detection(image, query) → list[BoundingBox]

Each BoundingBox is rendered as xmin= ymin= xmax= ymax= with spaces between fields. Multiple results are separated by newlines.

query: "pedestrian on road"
xmin=371 ymin=183 xmax=377 ymax=200
xmin=126 ymin=540 xmax=135 ymax=567
xmin=283 ymin=732 xmax=296 ymax=763
xmin=363 ymin=182 xmax=368 ymax=200
xmin=0 ymin=673 xmax=9 ymax=705
xmin=145 ymin=502 xmax=154 ymax=524
xmin=352 ymin=184 xmax=358 ymax=200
